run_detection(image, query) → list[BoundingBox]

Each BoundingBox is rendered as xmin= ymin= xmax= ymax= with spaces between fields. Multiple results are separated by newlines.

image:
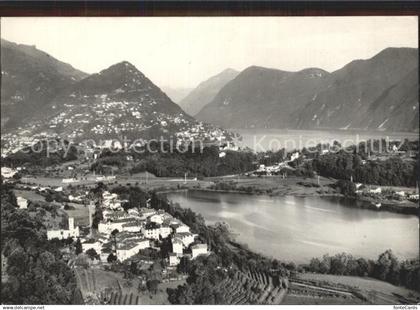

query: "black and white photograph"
xmin=0 ymin=14 xmax=419 ymax=307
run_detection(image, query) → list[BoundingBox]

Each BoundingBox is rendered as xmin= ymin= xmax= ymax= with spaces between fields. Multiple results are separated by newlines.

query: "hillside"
xmin=295 ymin=48 xmax=418 ymax=132
xmin=196 ymin=66 xmax=329 ymax=128
xmin=179 ymin=68 xmax=239 ymax=115
xmin=197 ymin=48 xmax=418 ymax=132
xmin=1 ymin=39 xmax=88 ymax=131
xmin=23 ymin=61 xmax=197 ymax=141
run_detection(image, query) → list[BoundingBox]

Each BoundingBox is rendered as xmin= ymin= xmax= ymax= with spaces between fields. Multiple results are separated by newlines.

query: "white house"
xmin=98 ymin=221 xmax=122 ymax=235
xmin=191 ymin=244 xmax=208 ymax=259
xmin=122 ymin=221 xmax=143 ymax=233
xmin=47 ymin=217 xmax=80 ymax=240
xmin=82 ymin=241 xmax=103 ymax=254
xmin=369 ymin=187 xmax=382 ymax=194
xmin=395 ymin=191 xmax=406 ymax=197
xmin=169 ymin=253 xmax=180 ymax=266
xmin=171 ymin=237 xmax=184 ymax=255
xmin=139 ymin=208 xmax=156 ymax=219
xmin=143 ymin=225 xmax=171 ymax=240
xmin=290 ymin=152 xmax=300 ymax=162
xmin=116 ymin=238 xmax=149 ymax=261
xmin=1 ymin=167 xmax=17 ymax=179
xmin=171 ymin=223 xmax=190 ymax=234
xmin=173 ymin=232 xmax=195 ymax=247
xmin=16 ymin=196 xmax=28 ymax=209
xmin=149 ymin=214 xmax=164 ymax=225
xmin=127 ymin=209 xmax=140 ymax=218
xmin=62 ymin=178 xmax=77 ymax=183
xmin=409 ymin=194 xmax=419 ymax=200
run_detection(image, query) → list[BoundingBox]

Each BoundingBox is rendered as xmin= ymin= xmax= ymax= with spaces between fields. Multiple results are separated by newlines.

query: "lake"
xmin=234 ymin=128 xmax=419 ymax=151
xmin=167 ymin=190 xmax=419 ymax=263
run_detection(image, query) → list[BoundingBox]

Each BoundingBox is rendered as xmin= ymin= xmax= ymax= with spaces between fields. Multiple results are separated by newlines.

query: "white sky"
xmin=1 ymin=17 xmax=418 ymax=89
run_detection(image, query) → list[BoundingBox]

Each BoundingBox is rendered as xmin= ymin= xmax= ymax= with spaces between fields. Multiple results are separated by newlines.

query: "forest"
xmin=312 ymin=151 xmax=417 ymax=187
xmin=304 ymin=251 xmax=420 ymax=292
xmin=92 ymin=144 xmax=257 ymax=178
xmin=1 ymin=183 xmax=77 ymax=304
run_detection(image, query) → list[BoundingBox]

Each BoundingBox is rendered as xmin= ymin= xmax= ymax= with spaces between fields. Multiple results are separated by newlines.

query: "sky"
xmin=1 ymin=17 xmax=418 ymax=89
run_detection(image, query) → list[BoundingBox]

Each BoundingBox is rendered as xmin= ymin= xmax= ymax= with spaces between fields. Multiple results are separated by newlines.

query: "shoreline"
xmin=166 ymin=188 xmax=419 ymax=216
xmin=161 ymin=190 xmax=418 ymax=266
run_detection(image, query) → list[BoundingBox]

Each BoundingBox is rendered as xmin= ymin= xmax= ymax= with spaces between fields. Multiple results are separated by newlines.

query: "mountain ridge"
xmin=196 ymin=47 xmax=418 ymax=132
xmin=1 ymin=39 xmax=88 ymax=130
xmin=179 ymin=68 xmax=239 ymax=115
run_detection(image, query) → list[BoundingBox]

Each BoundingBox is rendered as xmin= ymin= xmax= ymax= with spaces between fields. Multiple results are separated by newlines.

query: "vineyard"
xmin=212 ymin=270 xmax=288 ymax=304
xmin=74 ymin=268 xmax=142 ymax=305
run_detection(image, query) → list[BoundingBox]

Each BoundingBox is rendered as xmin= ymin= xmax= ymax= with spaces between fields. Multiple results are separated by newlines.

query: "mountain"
xmin=179 ymin=68 xmax=239 ymax=116
xmin=197 ymin=48 xmax=418 ymax=132
xmin=162 ymin=86 xmax=192 ymax=103
xmin=196 ymin=66 xmax=329 ymax=128
xmin=24 ymin=61 xmax=197 ymax=141
xmin=295 ymin=48 xmax=418 ymax=132
xmin=1 ymin=39 xmax=88 ymax=131
xmin=360 ymin=66 xmax=419 ymax=132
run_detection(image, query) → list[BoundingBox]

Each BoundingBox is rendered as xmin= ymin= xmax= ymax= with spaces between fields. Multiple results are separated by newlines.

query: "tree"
xmin=147 ymin=279 xmax=160 ymax=294
xmin=107 ymin=253 xmax=117 ymax=263
xmin=111 ymin=229 xmax=119 ymax=252
xmin=375 ymin=249 xmax=397 ymax=281
xmin=75 ymin=238 xmax=83 ymax=255
xmin=1 ymin=186 xmax=76 ymax=304
xmin=130 ymin=261 xmax=138 ymax=275
xmin=334 ymin=179 xmax=356 ymax=197
xmin=86 ymin=248 xmax=99 ymax=261
xmin=177 ymin=257 xmax=192 ymax=274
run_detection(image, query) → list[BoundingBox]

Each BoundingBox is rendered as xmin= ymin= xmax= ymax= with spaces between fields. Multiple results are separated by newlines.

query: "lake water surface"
xmin=167 ymin=191 xmax=419 ymax=263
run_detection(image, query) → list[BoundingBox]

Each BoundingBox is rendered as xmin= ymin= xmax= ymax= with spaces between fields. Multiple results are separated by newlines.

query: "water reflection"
xmin=168 ymin=190 xmax=419 ymax=263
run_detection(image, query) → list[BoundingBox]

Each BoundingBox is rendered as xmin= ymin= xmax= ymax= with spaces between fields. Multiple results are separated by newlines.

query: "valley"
xmin=1 ymin=35 xmax=419 ymax=306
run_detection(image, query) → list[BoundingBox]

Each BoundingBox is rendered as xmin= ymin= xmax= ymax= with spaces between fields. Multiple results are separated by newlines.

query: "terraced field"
xmin=75 ymin=268 xmax=142 ymax=305
xmin=213 ymin=270 xmax=288 ymax=304
xmin=103 ymin=291 xmax=141 ymax=305
xmin=284 ymin=273 xmax=420 ymax=305
xmin=74 ymin=267 xmax=186 ymax=305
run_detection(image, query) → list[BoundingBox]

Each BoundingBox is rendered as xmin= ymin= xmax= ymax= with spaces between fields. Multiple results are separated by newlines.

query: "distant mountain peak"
xmin=240 ymin=65 xmax=291 ymax=77
xmin=98 ymin=61 xmax=144 ymax=79
xmin=101 ymin=60 xmax=139 ymax=72
xmin=297 ymin=68 xmax=329 ymax=77
xmin=178 ymin=68 xmax=240 ymax=115
xmin=221 ymin=68 xmax=238 ymax=74
xmin=77 ymin=61 xmax=151 ymax=95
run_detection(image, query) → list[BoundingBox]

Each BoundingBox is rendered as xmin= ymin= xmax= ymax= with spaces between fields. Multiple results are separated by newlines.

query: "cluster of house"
xmin=46 ymin=189 xmax=208 ymax=266
xmin=355 ymin=183 xmax=419 ymax=201
xmin=0 ymin=131 xmax=44 ymax=157
xmin=1 ymin=166 xmax=19 ymax=179
xmin=47 ymin=217 xmax=80 ymax=240
xmin=248 ymin=152 xmax=301 ymax=177
xmin=251 ymin=162 xmax=295 ymax=176
xmin=175 ymin=122 xmax=235 ymax=148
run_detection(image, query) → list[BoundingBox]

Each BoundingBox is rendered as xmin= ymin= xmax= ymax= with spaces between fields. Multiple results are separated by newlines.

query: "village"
xmin=42 ymin=186 xmax=208 ymax=267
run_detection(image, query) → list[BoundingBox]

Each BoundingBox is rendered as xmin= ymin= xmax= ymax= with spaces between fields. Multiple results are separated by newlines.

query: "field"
xmin=63 ymin=202 xmax=90 ymax=226
xmin=74 ymin=267 xmax=185 ymax=305
xmin=13 ymin=189 xmax=46 ymax=202
xmin=20 ymin=175 xmax=214 ymax=192
xmin=284 ymin=273 xmax=420 ymax=305
xmin=208 ymin=175 xmax=338 ymax=196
